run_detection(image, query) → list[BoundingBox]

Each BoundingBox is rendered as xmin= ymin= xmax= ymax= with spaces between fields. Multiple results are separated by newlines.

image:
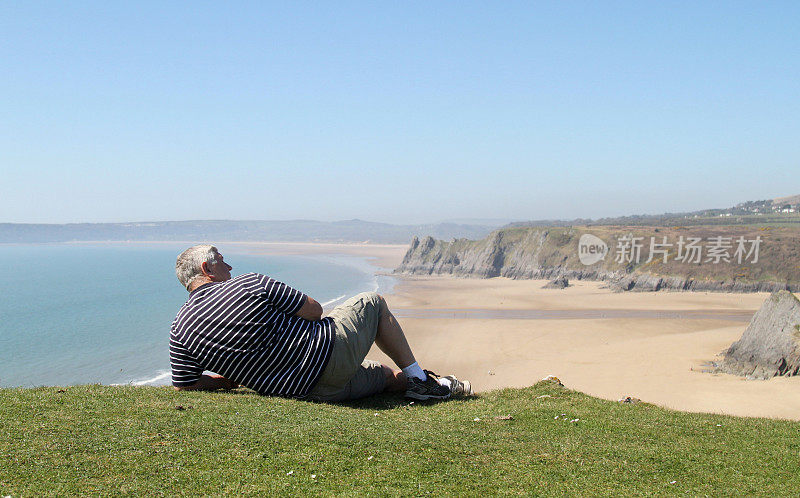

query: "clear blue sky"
xmin=2 ymin=2 xmax=798 ymax=224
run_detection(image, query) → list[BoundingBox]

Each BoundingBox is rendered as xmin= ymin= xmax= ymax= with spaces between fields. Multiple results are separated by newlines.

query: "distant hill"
xmin=772 ymin=194 xmax=800 ymax=207
xmin=505 ymin=194 xmax=800 ymax=229
xmin=0 ymin=219 xmax=499 ymax=244
xmin=4 ymin=194 xmax=798 ymax=244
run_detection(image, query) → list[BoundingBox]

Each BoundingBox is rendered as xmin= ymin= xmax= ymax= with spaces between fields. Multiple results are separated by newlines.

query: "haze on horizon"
xmin=1 ymin=2 xmax=798 ymax=225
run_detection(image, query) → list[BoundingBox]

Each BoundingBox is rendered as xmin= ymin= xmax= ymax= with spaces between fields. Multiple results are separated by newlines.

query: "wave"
xmin=112 ymin=369 xmax=171 ymax=387
xmin=321 ymin=294 xmax=347 ymax=307
xmin=370 ymin=275 xmax=379 ymax=292
xmin=321 ymin=274 xmax=394 ymax=309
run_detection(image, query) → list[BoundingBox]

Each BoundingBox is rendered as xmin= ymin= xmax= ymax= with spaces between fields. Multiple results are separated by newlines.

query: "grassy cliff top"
xmin=2 ymin=382 xmax=799 ymax=496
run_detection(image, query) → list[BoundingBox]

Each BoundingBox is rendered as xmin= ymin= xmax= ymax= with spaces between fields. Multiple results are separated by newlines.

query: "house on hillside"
xmin=774 ymin=203 xmax=798 ymax=213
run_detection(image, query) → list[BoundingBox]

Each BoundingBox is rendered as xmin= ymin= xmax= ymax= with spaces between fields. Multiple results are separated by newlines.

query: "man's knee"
xmin=359 ymin=291 xmax=388 ymax=319
xmin=353 ymin=291 xmax=382 ymax=306
xmin=364 ymin=291 xmax=383 ymax=303
xmin=373 ymin=293 xmax=390 ymax=317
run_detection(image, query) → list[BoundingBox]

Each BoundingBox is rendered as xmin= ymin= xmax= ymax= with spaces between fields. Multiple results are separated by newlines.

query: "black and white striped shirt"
xmin=169 ymin=273 xmax=334 ymax=398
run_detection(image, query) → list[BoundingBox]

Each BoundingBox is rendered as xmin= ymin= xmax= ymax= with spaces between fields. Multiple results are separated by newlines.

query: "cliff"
xmin=395 ymin=226 xmax=800 ymax=293
xmin=719 ymin=291 xmax=800 ymax=378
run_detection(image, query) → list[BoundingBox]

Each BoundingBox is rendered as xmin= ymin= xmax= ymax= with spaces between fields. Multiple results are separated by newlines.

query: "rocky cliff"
xmin=395 ymin=226 xmax=800 ymax=293
xmin=719 ymin=291 xmax=800 ymax=378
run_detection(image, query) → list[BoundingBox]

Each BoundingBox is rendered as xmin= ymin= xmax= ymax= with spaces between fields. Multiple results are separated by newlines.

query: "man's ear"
xmin=200 ymin=261 xmax=212 ymax=277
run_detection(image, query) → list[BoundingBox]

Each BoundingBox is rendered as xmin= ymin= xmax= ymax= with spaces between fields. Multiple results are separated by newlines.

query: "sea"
xmin=0 ymin=243 xmax=393 ymax=388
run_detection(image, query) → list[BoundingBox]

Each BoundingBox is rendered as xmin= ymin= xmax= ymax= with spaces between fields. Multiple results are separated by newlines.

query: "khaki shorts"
xmin=307 ymin=292 xmax=387 ymax=402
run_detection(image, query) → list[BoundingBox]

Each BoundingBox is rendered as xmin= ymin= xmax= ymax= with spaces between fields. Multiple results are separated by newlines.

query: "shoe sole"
xmin=444 ymin=376 xmax=473 ymax=397
xmin=405 ymin=391 xmax=451 ymax=401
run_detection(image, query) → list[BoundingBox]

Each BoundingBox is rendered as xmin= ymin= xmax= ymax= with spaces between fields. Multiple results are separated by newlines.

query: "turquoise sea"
xmin=0 ymin=244 xmax=388 ymax=388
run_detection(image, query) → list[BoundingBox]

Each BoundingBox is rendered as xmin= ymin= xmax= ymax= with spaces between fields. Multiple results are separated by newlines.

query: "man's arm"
xmin=259 ymin=275 xmax=322 ymax=320
xmin=174 ymin=374 xmax=238 ymax=391
xmin=295 ymin=296 xmax=323 ymax=321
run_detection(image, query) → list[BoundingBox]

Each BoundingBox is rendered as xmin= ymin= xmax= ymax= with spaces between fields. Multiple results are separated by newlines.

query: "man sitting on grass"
xmin=170 ymin=244 xmax=472 ymax=402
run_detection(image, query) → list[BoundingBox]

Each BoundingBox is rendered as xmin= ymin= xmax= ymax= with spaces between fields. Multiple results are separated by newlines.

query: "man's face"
xmin=206 ymin=252 xmax=232 ymax=282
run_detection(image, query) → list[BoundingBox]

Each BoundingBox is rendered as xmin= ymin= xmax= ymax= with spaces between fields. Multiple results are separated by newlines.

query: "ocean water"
xmin=0 ymin=244 xmax=386 ymax=388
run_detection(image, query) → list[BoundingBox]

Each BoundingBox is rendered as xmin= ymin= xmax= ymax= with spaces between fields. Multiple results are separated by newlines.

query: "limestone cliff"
xmin=719 ymin=291 xmax=800 ymax=378
xmin=395 ymin=226 xmax=800 ymax=293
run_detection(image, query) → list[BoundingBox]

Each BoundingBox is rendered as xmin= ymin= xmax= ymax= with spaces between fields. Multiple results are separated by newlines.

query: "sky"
xmin=1 ymin=1 xmax=798 ymax=224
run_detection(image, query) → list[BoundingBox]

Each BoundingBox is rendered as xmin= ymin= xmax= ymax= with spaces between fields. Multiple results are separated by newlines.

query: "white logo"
xmin=578 ymin=234 xmax=608 ymax=265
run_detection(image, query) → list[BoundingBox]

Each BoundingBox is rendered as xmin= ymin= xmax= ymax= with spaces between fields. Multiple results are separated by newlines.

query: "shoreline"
xmin=218 ymin=241 xmax=409 ymax=271
xmin=52 ymin=240 xmax=409 ymax=272
xmin=220 ymin=241 xmax=408 ymax=305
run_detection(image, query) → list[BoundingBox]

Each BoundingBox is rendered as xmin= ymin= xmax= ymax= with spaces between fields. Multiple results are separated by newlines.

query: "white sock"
xmin=402 ymin=362 xmax=426 ymax=381
xmin=437 ymin=377 xmax=452 ymax=389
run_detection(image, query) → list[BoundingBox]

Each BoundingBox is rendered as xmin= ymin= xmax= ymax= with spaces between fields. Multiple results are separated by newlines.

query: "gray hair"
xmin=175 ymin=244 xmax=219 ymax=289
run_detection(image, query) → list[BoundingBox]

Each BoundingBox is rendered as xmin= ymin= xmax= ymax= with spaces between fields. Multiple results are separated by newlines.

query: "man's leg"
xmin=374 ymin=294 xmax=474 ymax=398
xmin=313 ymin=292 xmax=463 ymax=401
xmin=373 ymin=294 xmax=417 ymax=369
xmin=372 ymin=294 xmax=460 ymax=399
xmin=310 ymin=292 xmax=403 ymax=401
xmin=352 ymin=291 xmax=414 ymax=392
xmin=374 ymin=294 xmax=437 ymax=384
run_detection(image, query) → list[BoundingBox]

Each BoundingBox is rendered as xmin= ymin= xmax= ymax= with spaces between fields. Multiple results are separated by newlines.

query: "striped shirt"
xmin=169 ymin=272 xmax=335 ymax=398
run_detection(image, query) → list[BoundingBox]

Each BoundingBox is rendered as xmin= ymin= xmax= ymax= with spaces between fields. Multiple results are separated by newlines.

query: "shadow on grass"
xmin=337 ymin=392 xmax=478 ymax=411
xmin=184 ymin=387 xmax=478 ymax=411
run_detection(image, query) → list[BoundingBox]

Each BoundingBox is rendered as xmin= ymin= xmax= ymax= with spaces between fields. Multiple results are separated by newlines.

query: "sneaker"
xmin=405 ymin=371 xmax=451 ymax=401
xmin=443 ymin=375 xmax=473 ymax=397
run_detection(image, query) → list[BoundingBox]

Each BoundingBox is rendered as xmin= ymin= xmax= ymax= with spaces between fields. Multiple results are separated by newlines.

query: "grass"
xmin=2 ymin=381 xmax=800 ymax=496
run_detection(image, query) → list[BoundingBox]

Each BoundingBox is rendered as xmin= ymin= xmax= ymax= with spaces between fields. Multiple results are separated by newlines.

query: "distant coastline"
xmin=0 ymin=219 xmax=497 ymax=245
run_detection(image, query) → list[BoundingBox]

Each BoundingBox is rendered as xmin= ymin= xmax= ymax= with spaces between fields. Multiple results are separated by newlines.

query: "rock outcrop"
xmin=719 ymin=291 xmax=800 ymax=379
xmin=543 ymin=276 xmax=569 ymax=289
xmin=607 ymin=275 xmax=792 ymax=293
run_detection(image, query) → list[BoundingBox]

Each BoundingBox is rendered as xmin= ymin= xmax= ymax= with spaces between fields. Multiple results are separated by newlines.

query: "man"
xmin=170 ymin=244 xmax=472 ymax=402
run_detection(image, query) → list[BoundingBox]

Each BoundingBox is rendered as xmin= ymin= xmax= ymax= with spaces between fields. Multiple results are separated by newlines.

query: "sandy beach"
xmin=223 ymin=241 xmax=409 ymax=270
xmin=378 ymin=276 xmax=800 ymax=421
xmin=240 ymin=242 xmax=800 ymax=421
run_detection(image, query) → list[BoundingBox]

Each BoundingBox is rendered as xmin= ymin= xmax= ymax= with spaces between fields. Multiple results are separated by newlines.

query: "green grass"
xmin=2 ymin=381 xmax=799 ymax=496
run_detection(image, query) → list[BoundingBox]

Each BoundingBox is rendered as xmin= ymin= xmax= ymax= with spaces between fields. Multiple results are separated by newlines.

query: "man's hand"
xmin=174 ymin=374 xmax=237 ymax=391
xmin=295 ymin=296 xmax=323 ymax=321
